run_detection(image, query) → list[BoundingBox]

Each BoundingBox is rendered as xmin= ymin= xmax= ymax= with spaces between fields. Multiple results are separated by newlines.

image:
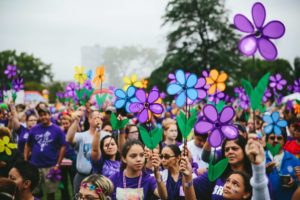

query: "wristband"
xmin=184 ymin=180 xmax=193 ymax=188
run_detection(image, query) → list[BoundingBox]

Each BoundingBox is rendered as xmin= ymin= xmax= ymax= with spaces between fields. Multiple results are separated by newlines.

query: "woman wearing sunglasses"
xmin=160 ymin=144 xmax=196 ymax=200
xmin=265 ymin=127 xmax=300 ymax=200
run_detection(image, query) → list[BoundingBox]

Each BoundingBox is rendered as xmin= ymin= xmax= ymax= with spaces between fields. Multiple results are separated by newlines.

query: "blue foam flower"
xmin=114 ymin=86 xmax=137 ymax=112
xmin=166 ymin=69 xmax=198 ymax=107
xmin=263 ymin=111 xmax=287 ymax=135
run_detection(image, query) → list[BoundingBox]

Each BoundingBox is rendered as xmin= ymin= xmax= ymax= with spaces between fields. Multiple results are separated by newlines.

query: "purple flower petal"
xmin=221 ymin=125 xmax=238 ymax=139
xmin=195 ymin=121 xmax=214 ymax=133
xmin=234 ymin=14 xmax=254 ymax=33
xmin=269 ymin=75 xmax=276 ymax=82
xmin=238 ymin=35 xmax=257 ymax=56
xmin=219 ymin=106 xmax=235 ymax=124
xmin=275 ymin=74 xmax=281 ymax=81
xmin=263 ymin=20 xmax=285 ymax=39
xmin=279 ymin=79 xmax=287 ymax=86
xmin=129 ymin=102 xmax=143 ymax=113
xmin=209 ymin=129 xmax=223 ymax=147
xmin=149 ymin=104 xmax=163 ymax=114
xmin=203 ymin=104 xmax=218 ymax=122
xmin=135 ymin=89 xmax=146 ymax=103
xmin=252 ymin=2 xmax=266 ymax=29
xmin=269 ymin=82 xmax=276 ymax=88
xmin=138 ymin=108 xmax=148 ymax=123
xmin=258 ymin=38 xmax=277 ymax=61
xmin=197 ymin=89 xmax=207 ymax=100
xmin=147 ymin=90 xmax=159 ymax=104
xmin=277 ymin=84 xmax=283 ymax=90
xmin=195 ymin=77 xmax=206 ymax=88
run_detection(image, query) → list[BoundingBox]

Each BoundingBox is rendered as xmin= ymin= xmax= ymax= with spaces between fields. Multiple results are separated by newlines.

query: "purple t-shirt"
xmin=27 ymin=123 xmax=66 ymax=168
xmin=193 ymin=171 xmax=225 ymax=200
xmin=92 ymin=156 xmax=120 ymax=177
xmin=16 ymin=125 xmax=30 ymax=153
xmin=109 ymin=170 xmax=157 ymax=200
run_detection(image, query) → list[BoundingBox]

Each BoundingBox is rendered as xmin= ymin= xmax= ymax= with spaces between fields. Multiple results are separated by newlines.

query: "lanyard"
xmin=123 ymin=170 xmax=143 ymax=200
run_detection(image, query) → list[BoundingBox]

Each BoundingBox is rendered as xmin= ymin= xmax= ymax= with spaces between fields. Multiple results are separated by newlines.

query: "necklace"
xmin=123 ymin=169 xmax=143 ymax=200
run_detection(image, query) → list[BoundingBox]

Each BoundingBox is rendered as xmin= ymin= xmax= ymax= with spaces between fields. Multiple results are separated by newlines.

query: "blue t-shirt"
xmin=63 ymin=130 xmax=76 ymax=159
xmin=0 ymin=119 xmax=8 ymax=127
xmin=109 ymin=170 xmax=157 ymax=200
xmin=92 ymin=156 xmax=120 ymax=177
xmin=27 ymin=123 xmax=66 ymax=168
xmin=16 ymin=125 xmax=30 ymax=153
xmin=166 ymin=172 xmax=184 ymax=200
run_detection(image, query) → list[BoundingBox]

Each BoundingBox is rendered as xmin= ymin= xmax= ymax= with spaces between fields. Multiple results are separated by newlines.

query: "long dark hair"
xmin=98 ymin=135 xmax=120 ymax=174
xmin=221 ymin=135 xmax=252 ymax=178
xmin=120 ymin=139 xmax=144 ymax=170
xmin=164 ymin=144 xmax=181 ymax=157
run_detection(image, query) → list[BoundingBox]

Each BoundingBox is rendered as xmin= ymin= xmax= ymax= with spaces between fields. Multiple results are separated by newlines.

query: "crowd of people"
xmin=0 ymin=98 xmax=300 ymax=200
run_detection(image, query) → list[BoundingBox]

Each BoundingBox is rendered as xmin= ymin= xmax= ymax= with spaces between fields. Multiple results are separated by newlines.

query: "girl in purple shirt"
xmin=109 ymin=139 xmax=168 ymax=200
xmin=91 ymin=134 xmax=120 ymax=178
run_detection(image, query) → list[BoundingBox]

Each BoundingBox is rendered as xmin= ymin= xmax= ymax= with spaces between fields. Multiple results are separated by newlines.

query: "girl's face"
xmin=224 ymin=141 xmax=244 ymax=166
xmin=223 ymin=174 xmax=249 ymax=200
xmin=103 ymin=137 xmax=118 ymax=157
xmin=165 ymin=124 xmax=178 ymax=141
xmin=128 ymin=126 xmax=139 ymax=140
xmin=161 ymin=147 xmax=178 ymax=169
xmin=79 ymin=183 xmax=99 ymax=200
xmin=124 ymin=144 xmax=145 ymax=171
xmin=26 ymin=115 xmax=37 ymax=129
xmin=61 ymin=119 xmax=71 ymax=131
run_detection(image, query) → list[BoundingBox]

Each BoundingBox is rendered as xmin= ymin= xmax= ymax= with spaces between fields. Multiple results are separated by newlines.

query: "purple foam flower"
xmin=208 ymin=90 xmax=224 ymax=104
xmin=12 ymin=78 xmax=24 ymax=92
xmin=269 ymin=74 xmax=286 ymax=91
xmin=129 ymin=89 xmax=164 ymax=123
xmin=240 ymin=94 xmax=250 ymax=110
xmin=195 ymin=104 xmax=238 ymax=147
xmin=293 ymin=78 xmax=300 ymax=93
xmin=65 ymin=82 xmax=79 ymax=98
xmin=234 ymin=87 xmax=245 ymax=98
xmin=4 ymin=65 xmax=17 ymax=79
xmin=275 ymin=94 xmax=283 ymax=105
xmin=286 ymin=100 xmax=293 ymax=111
xmin=83 ymin=79 xmax=93 ymax=91
xmin=234 ymin=2 xmax=285 ymax=60
xmin=224 ymin=94 xmax=234 ymax=104
xmin=46 ymin=168 xmax=62 ymax=182
xmin=262 ymin=88 xmax=272 ymax=103
xmin=195 ymin=77 xmax=207 ymax=100
xmin=56 ymin=92 xmax=64 ymax=99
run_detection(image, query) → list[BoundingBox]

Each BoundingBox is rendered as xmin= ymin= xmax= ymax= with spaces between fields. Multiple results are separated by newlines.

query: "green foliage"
xmin=0 ymin=50 xmax=53 ymax=84
xmin=148 ymin=0 xmax=241 ymax=91
xmin=47 ymin=82 xmax=65 ymax=103
xmin=139 ymin=126 xmax=163 ymax=150
xmin=24 ymin=82 xmax=45 ymax=92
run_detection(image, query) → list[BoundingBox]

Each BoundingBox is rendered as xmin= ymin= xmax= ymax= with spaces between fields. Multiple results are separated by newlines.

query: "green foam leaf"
xmin=241 ymin=79 xmax=253 ymax=97
xmin=110 ymin=113 xmax=129 ymax=131
xmin=208 ymin=158 xmax=229 ymax=182
xmin=216 ymin=101 xmax=225 ymax=113
xmin=96 ymin=93 xmax=108 ymax=110
xmin=139 ymin=126 xmax=163 ymax=150
xmin=266 ymin=143 xmax=281 ymax=157
xmin=0 ymin=103 xmax=8 ymax=110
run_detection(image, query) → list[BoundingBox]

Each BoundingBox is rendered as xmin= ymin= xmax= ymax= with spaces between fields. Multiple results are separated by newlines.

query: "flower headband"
xmin=263 ymin=111 xmax=287 ymax=135
xmin=81 ymin=182 xmax=103 ymax=195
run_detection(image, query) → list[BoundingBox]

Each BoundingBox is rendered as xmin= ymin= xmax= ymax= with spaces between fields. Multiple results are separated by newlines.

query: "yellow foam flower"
xmin=123 ymin=74 xmax=143 ymax=90
xmin=74 ymin=66 xmax=87 ymax=84
xmin=294 ymin=104 xmax=300 ymax=114
xmin=141 ymin=78 xmax=148 ymax=89
xmin=93 ymin=65 xmax=105 ymax=88
xmin=0 ymin=136 xmax=17 ymax=156
xmin=206 ymin=69 xmax=228 ymax=95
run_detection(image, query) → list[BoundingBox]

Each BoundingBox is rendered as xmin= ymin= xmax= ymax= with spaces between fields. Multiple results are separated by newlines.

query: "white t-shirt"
xmin=180 ymin=140 xmax=208 ymax=169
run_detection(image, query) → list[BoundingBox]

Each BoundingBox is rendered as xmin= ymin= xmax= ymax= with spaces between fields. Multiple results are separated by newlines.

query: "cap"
xmin=37 ymin=107 xmax=50 ymax=114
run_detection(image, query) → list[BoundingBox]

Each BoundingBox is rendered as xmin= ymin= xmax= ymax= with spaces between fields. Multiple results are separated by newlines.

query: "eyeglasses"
xmin=269 ymin=136 xmax=283 ymax=141
xmin=159 ymin=154 xmax=176 ymax=160
xmin=75 ymin=193 xmax=100 ymax=200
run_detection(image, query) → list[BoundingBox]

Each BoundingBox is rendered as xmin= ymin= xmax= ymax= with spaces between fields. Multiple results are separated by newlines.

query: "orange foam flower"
xmin=206 ymin=69 xmax=228 ymax=95
xmin=93 ymin=65 xmax=105 ymax=88
xmin=294 ymin=104 xmax=300 ymax=114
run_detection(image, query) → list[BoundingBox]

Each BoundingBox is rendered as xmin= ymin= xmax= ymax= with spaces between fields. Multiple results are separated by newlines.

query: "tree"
xmin=0 ymin=50 xmax=54 ymax=87
xmin=47 ymin=82 xmax=65 ymax=103
xmin=294 ymin=57 xmax=300 ymax=79
xmin=148 ymin=0 xmax=242 ymax=91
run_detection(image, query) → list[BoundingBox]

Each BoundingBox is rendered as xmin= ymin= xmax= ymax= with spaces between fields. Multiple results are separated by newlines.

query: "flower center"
xmin=215 ymin=122 xmax=221 ymax=128
xmin=144 ymin=102 xmax=150 ymax=108
xmin=255 ymin=30 xmax=262 ymax=38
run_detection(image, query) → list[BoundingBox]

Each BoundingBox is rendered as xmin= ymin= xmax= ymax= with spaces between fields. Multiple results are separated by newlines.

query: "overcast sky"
xmin=0 ymin=0 xmax=299 ymax=82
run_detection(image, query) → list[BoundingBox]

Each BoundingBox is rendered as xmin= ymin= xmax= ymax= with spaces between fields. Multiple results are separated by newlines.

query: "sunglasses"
xmin=159 ymin=154 xmax=176 ymax=160
xmin=269 ymin=136 xmax=283 ymax=141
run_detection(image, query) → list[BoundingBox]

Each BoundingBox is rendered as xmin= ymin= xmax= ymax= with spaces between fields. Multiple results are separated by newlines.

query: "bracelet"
xmin=156 ymin=175 xmax=163 ymax=183
xmin=184 ymin=180 xmax=193 ymax=188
